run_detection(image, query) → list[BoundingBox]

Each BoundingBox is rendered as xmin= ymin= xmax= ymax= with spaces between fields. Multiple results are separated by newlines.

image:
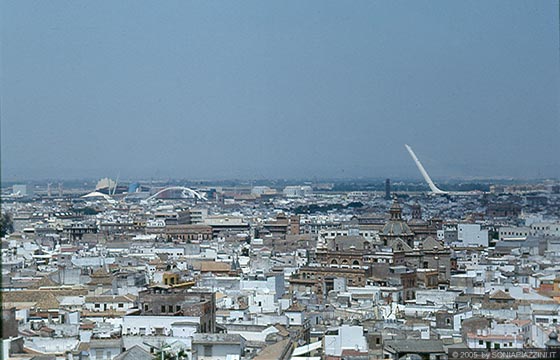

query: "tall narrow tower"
xmin=385 ymin=179 xmax=391 ymax=200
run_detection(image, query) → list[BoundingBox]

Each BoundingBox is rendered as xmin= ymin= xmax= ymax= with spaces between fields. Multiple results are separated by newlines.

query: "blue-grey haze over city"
xmin=1 ymin=1 xmax=558 ymax=181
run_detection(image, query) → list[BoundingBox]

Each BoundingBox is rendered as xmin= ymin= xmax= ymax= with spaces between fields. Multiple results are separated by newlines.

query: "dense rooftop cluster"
xmin=2 ymin=180 xmax=560 ymax=359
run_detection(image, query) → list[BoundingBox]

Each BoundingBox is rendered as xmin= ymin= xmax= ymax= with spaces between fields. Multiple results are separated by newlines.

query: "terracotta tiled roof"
xmin=3 ymin=291 xmax=60 ymax=310
xmin=285 ymin=302 xmax=305 ymax=312
xmin=29 ymin=276 xmax=58 ymax=289
xmin=198 ymin=261 xmax=231 ymax=272
xmin=84 ymin=294 xmax=136 ymax=303
xmin=489 ymin=290 xmax=514 ymax=300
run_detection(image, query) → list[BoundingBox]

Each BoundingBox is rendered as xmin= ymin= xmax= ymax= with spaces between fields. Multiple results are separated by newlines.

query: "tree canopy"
xmin=1 ymin=213 xmax=14 ymax=237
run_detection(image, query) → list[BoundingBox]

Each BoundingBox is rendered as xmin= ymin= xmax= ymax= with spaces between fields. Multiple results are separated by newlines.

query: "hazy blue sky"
xmin=1 ymin=1 xmax=558 ymax=181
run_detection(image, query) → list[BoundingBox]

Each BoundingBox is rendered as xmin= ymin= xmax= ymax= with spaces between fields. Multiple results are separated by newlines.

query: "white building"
xmin=250 ymin=186 xmax=276 ymax=196
xmin=191 ymin=333 xmax=244 ymax=360
xmin=246 ymin=291 xmax=276 ymax=314
xmin=189 ymin=208 xmax=208 ymax=224
xmin=323 ymin=324 xmax=368 ymax=357
xmin=283 ymin=186 xmax=313 ymax=198
xmin=457 ymin=224 xmax=488 ymax=247
xmin=12 ymin=184 xmax=31 ymax=197
xmin=466 ymin=321 xmax=527 ymax=350
xmin=531 ymin=222 xmax=560 ymax=237
xmin=319 ymin=228 xmax=378 ymax=243
xmin=122 ymin=315 xmax=200 ymax=337
xmin=415 ymin=289 xmax=459 ymax=307
xmin=84 ymin=295 xmax=136 ymax=312
xmin=499 ymin=226 xmax=531 ymax=241
xmin=240 ymin=273 xmax=284 ymax=301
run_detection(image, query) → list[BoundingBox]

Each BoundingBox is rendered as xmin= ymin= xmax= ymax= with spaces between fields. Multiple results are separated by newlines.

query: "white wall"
xmin=454 ymin=311 xmax=473 ymax=332
xmin=247 ymin=292 xmax=276 ymax=314
xmin=193 ymin=343 xmax=241 ymax=360
xmin=323 ymin=325 xmax=367 ymax=357
xmin=286 ymin=311 xmax=303 ymax=326
xmin=416 ymin=290 xmax=458 ymax=307
xmin=84 ymin=299 xmax=134 ymax=312
xmin=123 ymin=316 xmax=200 ymax=337
xmin=24 ymin=338 xmax=79 ymax=354
xmin=2 ymin=340 xmax=10 ymax=360
xmin=499 ymin=227 xmax=531 ymax=241
xmin=240 ymin=274 xmax=284 ymax=301
xmin=172 ymin=324 xmax=198 ymax=338
xmin=532 ymin=222 xmax=560 ymax=237
xmin=228 ymin=326 xmax=278 ymax=342
xmin=458 ymin=224 xmax=488 ymax=247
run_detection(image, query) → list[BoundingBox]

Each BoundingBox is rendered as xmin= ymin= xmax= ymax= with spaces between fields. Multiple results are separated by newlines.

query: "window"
xmin=203 ymin=345 xmax=212 ymax=356
xmin=168 ymin=305 xmax=173 ymax=313
xmin=94 ymin=304 xmax=100 ymax=308
xmin=118 ymin=303 xmax=124 ymax=308
xmin=176 ymin=305 xmax=181 ymax=312
xmin=161 ymin=305 xmax=166 ymax=313
xmin=479 ymin=340 xmax=484 ymax=345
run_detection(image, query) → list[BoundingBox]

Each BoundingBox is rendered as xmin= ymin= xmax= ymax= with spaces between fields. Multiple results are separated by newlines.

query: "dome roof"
xmin=381 ymin=198 xmax=414 ymax=237
xmin=546 ymin=331 xmax=560 ymax=347
xmin=381 ymin=221 xmax=414 ymax=237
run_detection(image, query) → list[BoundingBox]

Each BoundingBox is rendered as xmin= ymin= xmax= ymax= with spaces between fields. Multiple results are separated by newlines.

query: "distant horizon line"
xmin=1 ymin=175 xmax=558 ymax=185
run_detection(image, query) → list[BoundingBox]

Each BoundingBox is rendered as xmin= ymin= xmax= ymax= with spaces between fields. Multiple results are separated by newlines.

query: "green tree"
xmin=153 ymin=348 xmax=188 ymax=360
xmin=75 ymin=207 xmax=99 ymax=215
xmin=0 ymin=213 xmax=14 ymax=237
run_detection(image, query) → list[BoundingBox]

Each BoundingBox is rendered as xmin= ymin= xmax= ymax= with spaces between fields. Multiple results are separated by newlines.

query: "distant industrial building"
xmin=12 ymin=184 xmax=31 ymax=197
xmin=283 ymin=186 xmax=313 ymax=198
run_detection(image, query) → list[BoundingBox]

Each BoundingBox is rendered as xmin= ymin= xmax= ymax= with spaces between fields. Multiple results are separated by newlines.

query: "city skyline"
xmin=3 ymin=2 xmax=560 ymax=357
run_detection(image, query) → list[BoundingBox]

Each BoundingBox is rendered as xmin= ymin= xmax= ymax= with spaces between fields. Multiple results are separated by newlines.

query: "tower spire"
xmin=389 ymin=196 xmax=402 ymax=220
